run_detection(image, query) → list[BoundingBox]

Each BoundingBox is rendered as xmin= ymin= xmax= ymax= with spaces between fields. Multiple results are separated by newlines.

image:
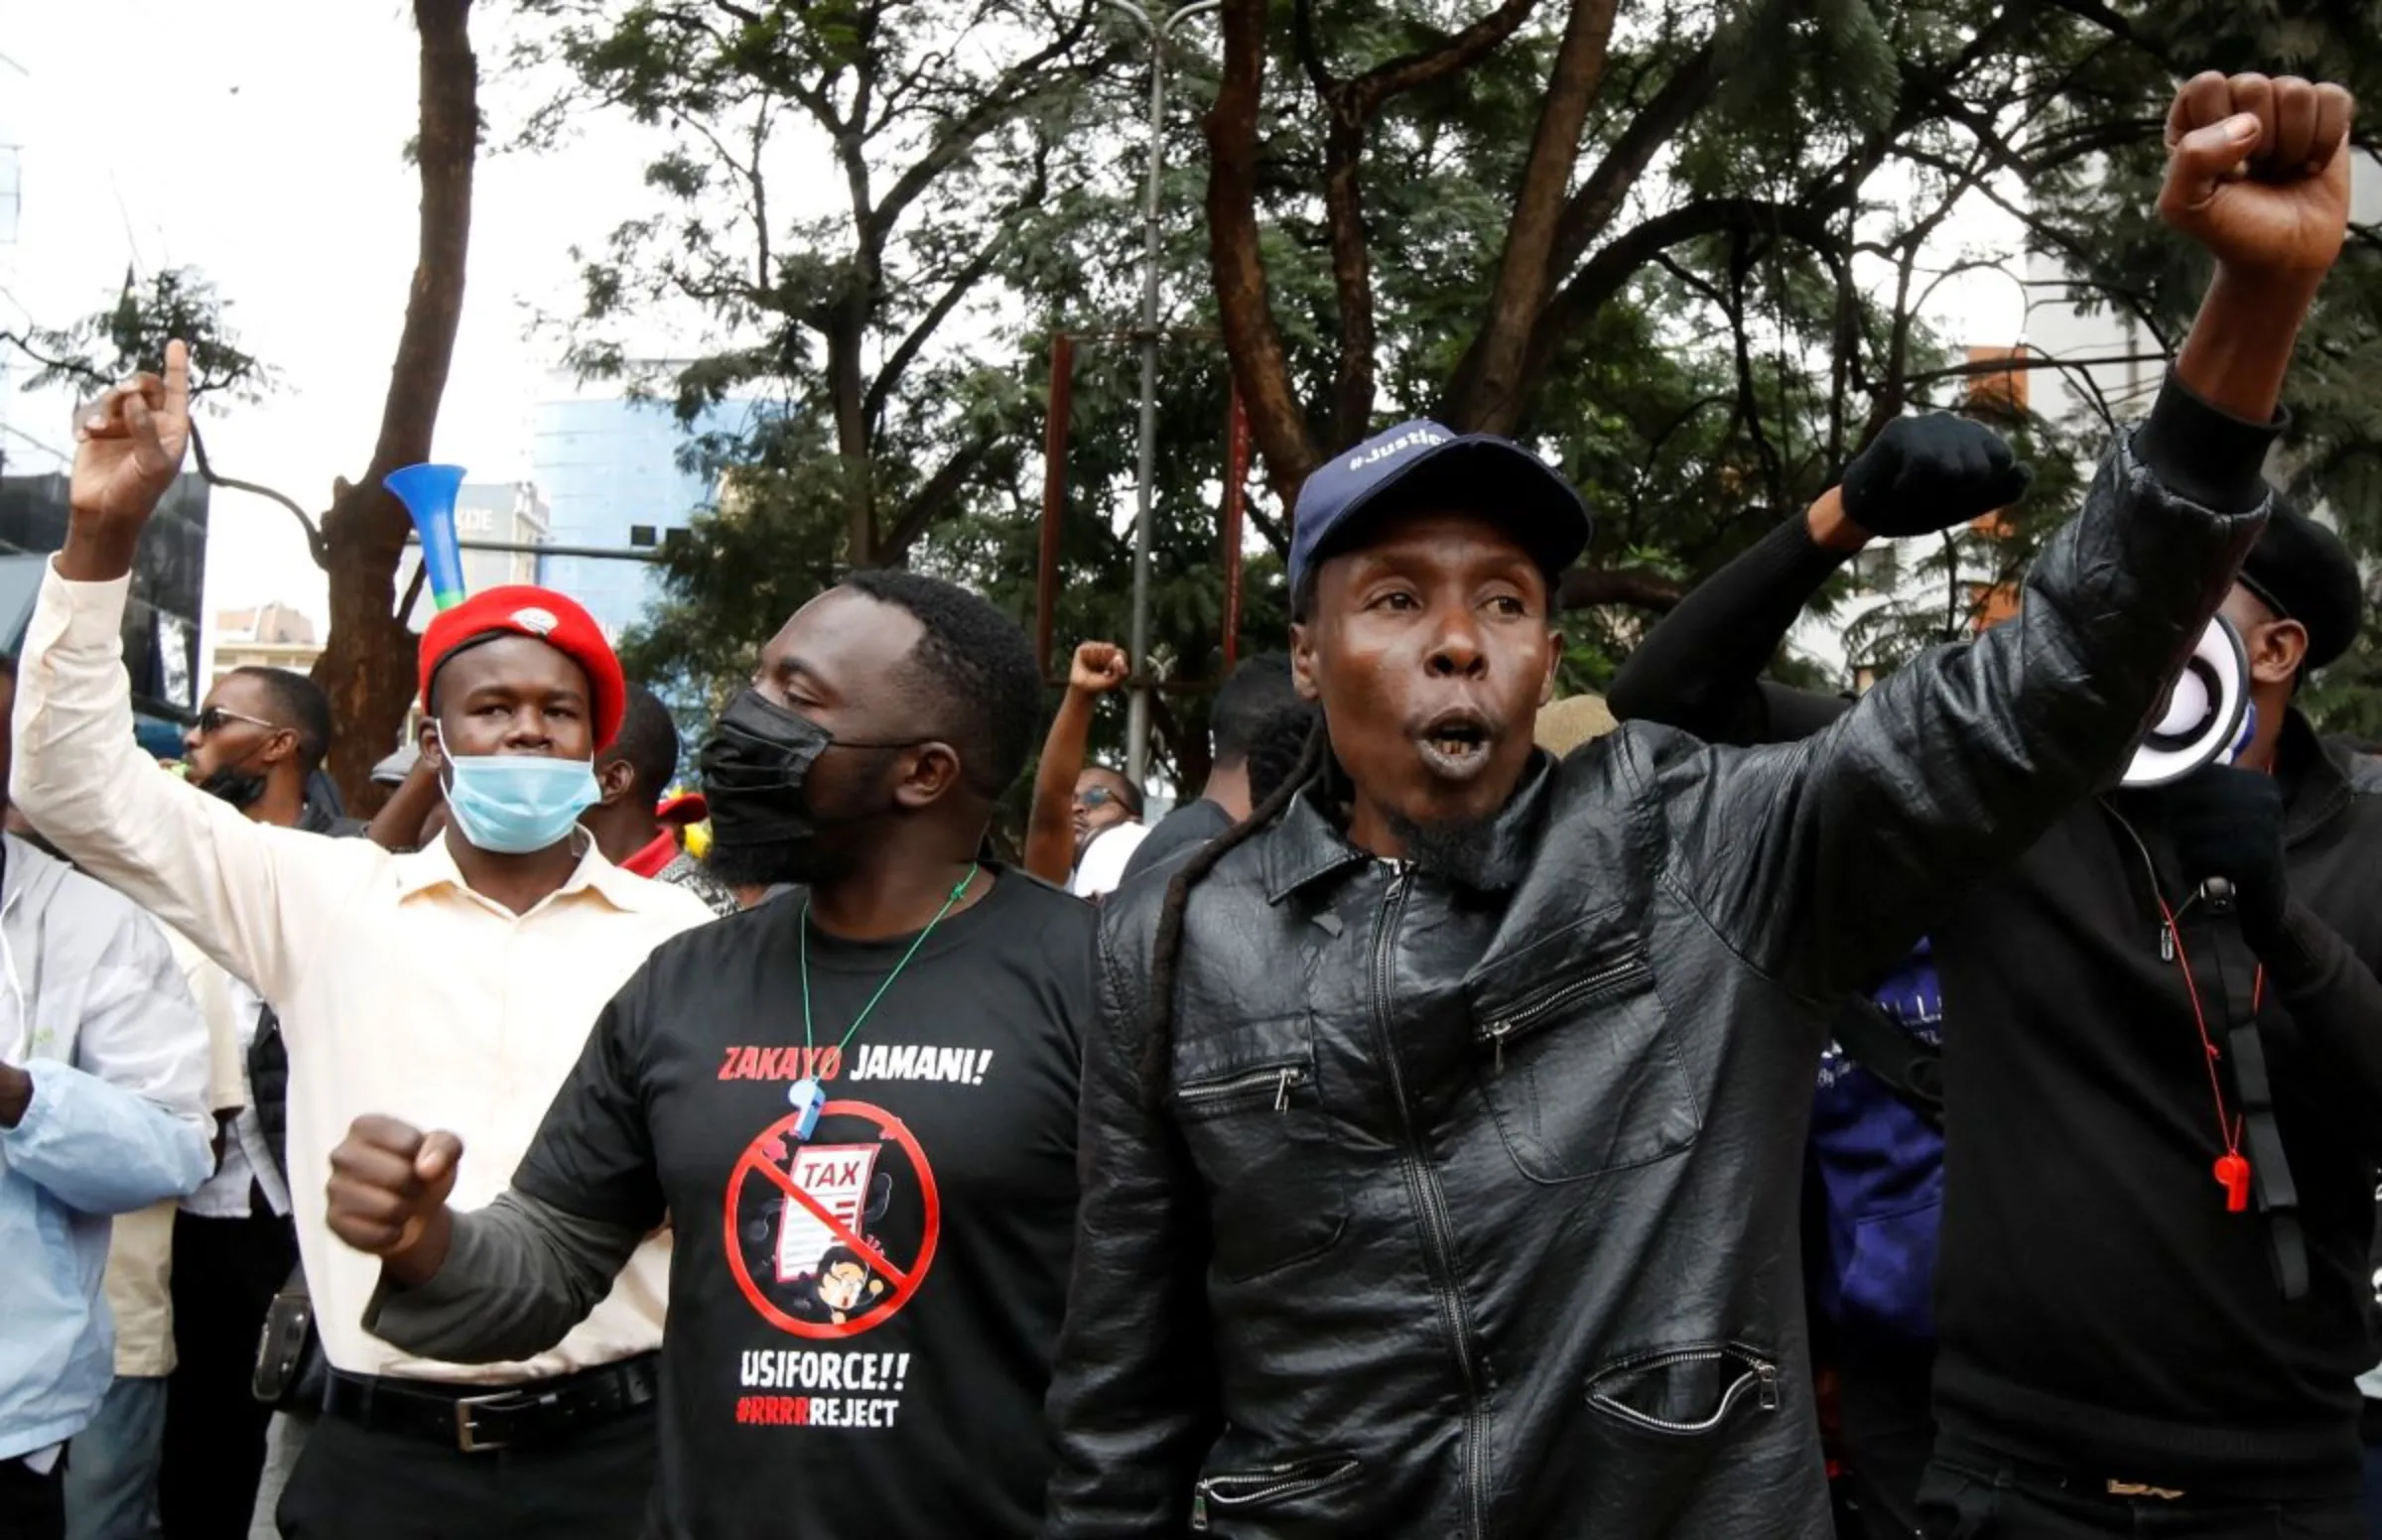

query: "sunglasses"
xmin=196 ymin=706 xmax=282 ymax=737
xmin=1075 ymin=788 xmax=1121 ymax=810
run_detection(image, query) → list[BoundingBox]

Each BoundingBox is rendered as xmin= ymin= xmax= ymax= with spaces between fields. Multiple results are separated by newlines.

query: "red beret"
xmin=418 ymin=585 xmax=627 ymax=750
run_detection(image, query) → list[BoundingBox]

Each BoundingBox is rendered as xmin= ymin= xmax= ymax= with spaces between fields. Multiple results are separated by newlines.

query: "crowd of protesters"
xmin=3 ymin=65 xmax=2381 ymax=1540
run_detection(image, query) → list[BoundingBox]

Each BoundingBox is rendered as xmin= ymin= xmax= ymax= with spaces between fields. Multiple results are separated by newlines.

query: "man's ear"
xmin=596 ymin=756 xmax=638 ymax=808
xmin=1540 ymin=628 xmax=1565 ymax=707
xmin=2249 ymin=617 xmax=2309 ymax=689
xmin=416 ymin=714 xmax=447 ymax=773
xmin=1290 ymin=623 xmax=1322 ymax=704
xmin=893 ymin=742 xmax=963 ymax=811
xmin=261 ymin=728 xmax=303 ymax=770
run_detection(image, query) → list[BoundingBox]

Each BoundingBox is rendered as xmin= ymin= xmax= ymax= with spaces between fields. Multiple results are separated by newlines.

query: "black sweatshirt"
xmin=1606 ymin=381 xmax=2382 ymax=1495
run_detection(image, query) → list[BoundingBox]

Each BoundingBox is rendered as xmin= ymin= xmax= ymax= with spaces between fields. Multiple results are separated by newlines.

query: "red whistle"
xmin=2213 ymin=1153 xmax=2251 ymax=1214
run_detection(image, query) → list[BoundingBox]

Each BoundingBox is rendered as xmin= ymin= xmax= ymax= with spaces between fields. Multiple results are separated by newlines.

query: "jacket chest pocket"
xmin=1467 ymin=940 xmax=1700 ymax=1183
xmin=1173 ymin=1016 xmax=1348 ymax=1283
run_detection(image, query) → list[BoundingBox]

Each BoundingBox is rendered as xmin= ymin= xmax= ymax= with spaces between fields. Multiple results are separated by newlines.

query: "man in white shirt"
xmin=0 ymin=655 xmax=214 ymax=1540
xmin=13 ymin=342 xmax=714 ymax=1540
xmin=1066 ymin=766 xmax=1151 ymax=899
xmin=60 ymin=923 xmax=241 ymax=1540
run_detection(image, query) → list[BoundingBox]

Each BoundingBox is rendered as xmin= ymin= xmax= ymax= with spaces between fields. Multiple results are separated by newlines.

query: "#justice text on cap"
xmin=1287 ymin=419 xmax=1594 ymax=595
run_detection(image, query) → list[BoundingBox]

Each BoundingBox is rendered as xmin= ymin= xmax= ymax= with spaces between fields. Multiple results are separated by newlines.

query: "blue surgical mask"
xmin=436 ymin=737 xmax=600 ymax=855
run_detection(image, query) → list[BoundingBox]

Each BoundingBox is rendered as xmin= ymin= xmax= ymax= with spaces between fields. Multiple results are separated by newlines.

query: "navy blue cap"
xmin=1288 ymin=419 xmax=1593 ymax=598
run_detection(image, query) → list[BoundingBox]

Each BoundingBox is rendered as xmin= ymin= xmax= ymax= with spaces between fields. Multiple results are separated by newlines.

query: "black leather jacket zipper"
xmin=1189 ymin=1456 xmax=1363 ymax=1530
xmin=1476 ymin=953 xmax=1653 ymax=1071
xmin=1177 ymin=1063 xmax=1311 ymax=1112
xmin=1372 ymin=866 xmax=1491 ymax=1537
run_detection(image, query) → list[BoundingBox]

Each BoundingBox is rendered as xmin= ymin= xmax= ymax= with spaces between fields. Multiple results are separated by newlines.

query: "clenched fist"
xmin=2161 ymin=71 xmax=2354 ymax=276
xmin=1068 ymin=642 xmax=1128 ymax=698
xmin=327 ymin=1115 xmax=464 ymax=1281
xmin=1839 ymin=414 xmax=2033 ymax=540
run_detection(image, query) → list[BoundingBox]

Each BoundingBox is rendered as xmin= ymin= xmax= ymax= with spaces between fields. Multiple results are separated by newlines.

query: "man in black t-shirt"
xmin=1120 ymin=653 xmax=1306 ymax=886
xmin=320 ymin=571 xmax=1093 ymax=1540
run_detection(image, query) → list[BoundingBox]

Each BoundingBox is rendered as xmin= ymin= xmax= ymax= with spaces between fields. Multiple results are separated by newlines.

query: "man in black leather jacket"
xmin=1043 ymin=73 xmax=2349 ymax=1540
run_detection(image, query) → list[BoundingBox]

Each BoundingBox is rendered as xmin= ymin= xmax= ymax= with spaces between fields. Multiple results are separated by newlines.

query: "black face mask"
xmin=699 ymin=689 xmax=838 ymax=852
xmin=196 ymin=765 xmax=270 ymax=813
xmin=698 ymin=690 xmax=919 ymax=888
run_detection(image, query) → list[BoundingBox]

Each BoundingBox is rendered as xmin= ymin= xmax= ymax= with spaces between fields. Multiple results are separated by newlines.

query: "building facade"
xmin=211 ymin=600 xmax=321 ymax=689
xmin=0 ymin=469 xmax=207 ymax=752
xmin=531 ymin=391 xmax=747 ymax=643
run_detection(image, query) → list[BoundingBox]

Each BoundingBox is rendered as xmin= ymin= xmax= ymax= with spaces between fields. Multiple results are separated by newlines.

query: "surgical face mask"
xmin=434 ymin=731 xmax=601 ymax=855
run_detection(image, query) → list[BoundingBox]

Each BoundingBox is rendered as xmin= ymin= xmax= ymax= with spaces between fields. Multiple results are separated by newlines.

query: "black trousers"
xmin=1834 ymin=1344 xmax=1936 ymax=1540
xmin=276 ymin=1399 xmax=655 ymax=1540
xmin=1920 ymin=1437 xmax=2366 ymax=1539
xmin=158 ymin=1204 xmax=298 ymax=1540
xmin=0 ymin=1455 xmax=66 ymax=1540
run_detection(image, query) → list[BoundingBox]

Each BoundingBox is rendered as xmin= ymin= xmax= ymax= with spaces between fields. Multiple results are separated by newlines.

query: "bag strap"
xmin=1828 ymin=992 xmax=1944 ymax=1127
xmin=2184 ymin=888 xmax=2310 ymax=1303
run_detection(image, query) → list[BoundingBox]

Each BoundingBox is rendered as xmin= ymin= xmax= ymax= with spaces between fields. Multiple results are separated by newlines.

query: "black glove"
xmin=2162 ymin=765 xmax=2289 ymax=945
xmin=1838 ymin=414 xmax=2034 ymax=538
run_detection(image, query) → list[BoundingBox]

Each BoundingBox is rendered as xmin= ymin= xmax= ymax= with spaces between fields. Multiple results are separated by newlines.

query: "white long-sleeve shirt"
xmin=12 ymin=562 xmax=715 ymax=1385
xmin=0 ymin=832 xmax=212 ymax=1460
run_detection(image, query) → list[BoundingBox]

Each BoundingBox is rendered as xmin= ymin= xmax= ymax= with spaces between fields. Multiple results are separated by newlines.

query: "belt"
xmin=1934 ymin=1434 xmax=2189 ymax=1503
xmin=322 ymin=1353 xmax=658 ymax=1455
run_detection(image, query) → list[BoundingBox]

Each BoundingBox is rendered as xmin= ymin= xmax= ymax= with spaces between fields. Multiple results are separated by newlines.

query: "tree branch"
xmin=864 ymin=223 xmax=1020 ymax=435
xmin=188 ymin=423 xmax=329 ymax=571
xmin=866 ymin=6 xmax=1100 ymax=242
xmin=1442 ymin=0 xmax=1621 ymax=432
xmin=398 ymin=559 xmax=429 ymax=627
xmin=1206 ymin=0 xmax=1320 ymax=504
xmin=361 ymin=0 xmax=476 ymax=484
xmin=1292 ymin=0 xmax=1542 ymax=451
xmin=1350 ymin=0 xmax=1541 ymax=105
xmin=879 ymin=436 xmax=993 ymax=565
xmin=1548 ymin=40 xmax=1721 ymax=275
xmin=1503 ymin=192 xmax=1851 ymax=436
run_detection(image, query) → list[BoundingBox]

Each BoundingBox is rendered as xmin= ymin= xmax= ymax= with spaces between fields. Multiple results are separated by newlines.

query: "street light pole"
xmin=1105 ymin=0 xmax=1217 ymax=789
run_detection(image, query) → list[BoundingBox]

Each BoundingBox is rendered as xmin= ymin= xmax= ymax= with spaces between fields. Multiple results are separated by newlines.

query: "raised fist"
xmin=1840 ymin=414 xmax=2033 ymax=539
xmin=1069 ymin=641 xmax=1129 ymax=697
xmin=327 ymin=1114 xmax=463 ymax=1265
xmin=2160 ymin=71 xmax=2354 ymax=276
xmin=70 ymin=339 xmax=193 ymax=533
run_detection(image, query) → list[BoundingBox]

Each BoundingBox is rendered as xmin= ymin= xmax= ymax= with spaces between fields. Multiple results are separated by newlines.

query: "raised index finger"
xmin=161 ymin=339 xmax=191 ymax=425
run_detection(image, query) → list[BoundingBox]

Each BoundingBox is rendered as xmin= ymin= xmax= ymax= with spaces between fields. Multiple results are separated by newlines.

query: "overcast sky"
xmin=0 ymin=3 xmax=2026 ymax=657
xmin=0 ymin=0 xmax=670 ymax=649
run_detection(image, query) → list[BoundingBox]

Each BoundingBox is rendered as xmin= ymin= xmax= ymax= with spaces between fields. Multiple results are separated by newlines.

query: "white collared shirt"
xmin=13 ymin=563 xmax=716 ymax=1385
xmin=181 ymin=974 xmax=290 ymax=1220
xmin=1069 ymin=822 xmax=1151 ymax=899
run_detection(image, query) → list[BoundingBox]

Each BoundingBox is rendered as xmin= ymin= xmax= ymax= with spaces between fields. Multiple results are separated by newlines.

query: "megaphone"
xmin=383 ymin=462 xmax=469 ymax=612
xmin=2121 ymin=614 xmax=2255 ymax=788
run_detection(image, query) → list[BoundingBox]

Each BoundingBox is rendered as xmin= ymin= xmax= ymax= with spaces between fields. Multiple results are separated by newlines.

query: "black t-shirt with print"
xmin=513 ymin=868 xmax=1093 ymax=1540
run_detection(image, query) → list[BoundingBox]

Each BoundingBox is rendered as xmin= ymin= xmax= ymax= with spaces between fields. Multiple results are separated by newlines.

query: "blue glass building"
xmin=530 ymin=397 xmax=750 ymax=641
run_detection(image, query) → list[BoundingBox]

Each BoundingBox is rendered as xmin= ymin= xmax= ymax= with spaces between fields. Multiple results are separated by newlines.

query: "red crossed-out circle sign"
xmin=724 ymin=1100 xmax=942 ymax=1340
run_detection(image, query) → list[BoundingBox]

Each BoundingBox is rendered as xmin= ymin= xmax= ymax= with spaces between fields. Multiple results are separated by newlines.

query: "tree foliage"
xmin=5 ymin=267 xmax=277 ymax=411
xmin=1 ymin=1 xmax=481 ymax=802
xmin=556 ymin=0 xmax=2382 ymax=773
xmin=1202 ymin=0 xmax=2382 ymax=718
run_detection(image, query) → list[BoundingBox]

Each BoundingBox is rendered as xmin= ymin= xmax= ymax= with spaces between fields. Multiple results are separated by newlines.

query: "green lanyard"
xmin=799 ymin=864 xmax=979 ymax=1059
